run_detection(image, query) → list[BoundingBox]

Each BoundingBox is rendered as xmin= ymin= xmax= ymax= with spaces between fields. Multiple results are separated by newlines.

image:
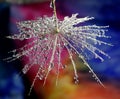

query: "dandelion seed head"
xmin=5 ymin=0 xmax=112 ymax=95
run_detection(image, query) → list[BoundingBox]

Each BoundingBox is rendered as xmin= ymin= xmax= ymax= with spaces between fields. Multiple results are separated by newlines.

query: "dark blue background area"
xmin=61 ymin=0 xmax=120 ymax=80
xmin=56 ymin=0 xmax=120 ymax=80
xmin=60 ymin=0 xmax=120 ymax=31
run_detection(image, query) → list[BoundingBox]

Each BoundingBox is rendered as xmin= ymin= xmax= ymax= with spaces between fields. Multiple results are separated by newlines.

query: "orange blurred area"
xmin=26 ymin=56 xmax=120 ymax=99
xmin=28 ymin=72 xmax=120 ymax=99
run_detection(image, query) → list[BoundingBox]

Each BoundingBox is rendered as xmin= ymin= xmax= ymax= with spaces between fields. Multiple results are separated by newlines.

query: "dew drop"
xmin=45 ymin=57 xmax=48 ymax=60
xmin=74 ymin=79 xmax=79 ymax=84
xmin=97 ymin=80 xmax=99 ymax=82
xmin=64 ymin=43 xmax=66 ymax=46
xmin=89 ymin=70 xmax=92 ymax=73
xmin=50 ymin=63 xmax=54 ymax=68
xmin=12 ymin=54 xmax=16 ymax=57
xmin=38 ymin=75 xmax=44 ymax=80
xmin=62 ymin=65 xmax=67 ymax=69
xmin=94 ymin=77 xmax=98 ymax=80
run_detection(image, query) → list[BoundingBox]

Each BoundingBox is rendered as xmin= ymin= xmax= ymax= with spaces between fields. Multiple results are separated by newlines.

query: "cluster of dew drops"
xmin=4 ymin=0 xmax=113 ymax=95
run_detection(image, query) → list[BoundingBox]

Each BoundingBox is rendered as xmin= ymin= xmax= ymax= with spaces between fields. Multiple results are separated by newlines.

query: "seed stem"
xmin=51 ymin=0 xmax=59 ymax=33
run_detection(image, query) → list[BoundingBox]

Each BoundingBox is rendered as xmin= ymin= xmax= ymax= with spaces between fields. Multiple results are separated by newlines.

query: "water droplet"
xmin=38 ymin=75 xmax=44 ymax=80
xmin=74 ymin=52 xmax=77 ymax=54
xmin=39 ymin=77 xmax=43 ymax=80
xmin=97 ymin=80 xmax=100 ymax=82
xmin=94 ymin=77 xmax=98 ymax=80
xmin=45 ymin=57 xmax=48 ymax=60
xmin=89 ymin=71 xmax=92 ymax=73
xmin=64 ymin=43 xmax=66 ymax=46
xmin=75 ymin=79 xmax=79 ymax=84
xmin=74 ymin=75 xmax=79 ymax=80
xmin=50 ymin=63 xmax=54 ymax=68
xmin=50 ymin=0 xmax=54 ymax=8
xmin=62 ymin=65 xmax=67 ymax=69
xmin=57 ymin=44 xmax=60 ymax=46
xmin=44 ymin=38 xmax=48 ymax=41
xmin=78 ymin=55 xmax=81 ymax=58
xmin=12 ymin=54 xmax=15 ymax=57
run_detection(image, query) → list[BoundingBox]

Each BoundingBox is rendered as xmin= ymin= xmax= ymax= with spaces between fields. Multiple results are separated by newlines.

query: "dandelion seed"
xmin=5 ymin=0 xmax=112 ymax=95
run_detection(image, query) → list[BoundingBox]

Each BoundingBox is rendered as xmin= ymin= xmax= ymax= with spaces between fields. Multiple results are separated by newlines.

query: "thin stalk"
xmin=51 ymin=0 xmax=59 ymax=33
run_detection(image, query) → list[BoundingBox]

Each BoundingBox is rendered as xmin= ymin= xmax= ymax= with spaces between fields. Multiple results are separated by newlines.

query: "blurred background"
xmin=0 ymin=0 xmax=120 ymax=99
